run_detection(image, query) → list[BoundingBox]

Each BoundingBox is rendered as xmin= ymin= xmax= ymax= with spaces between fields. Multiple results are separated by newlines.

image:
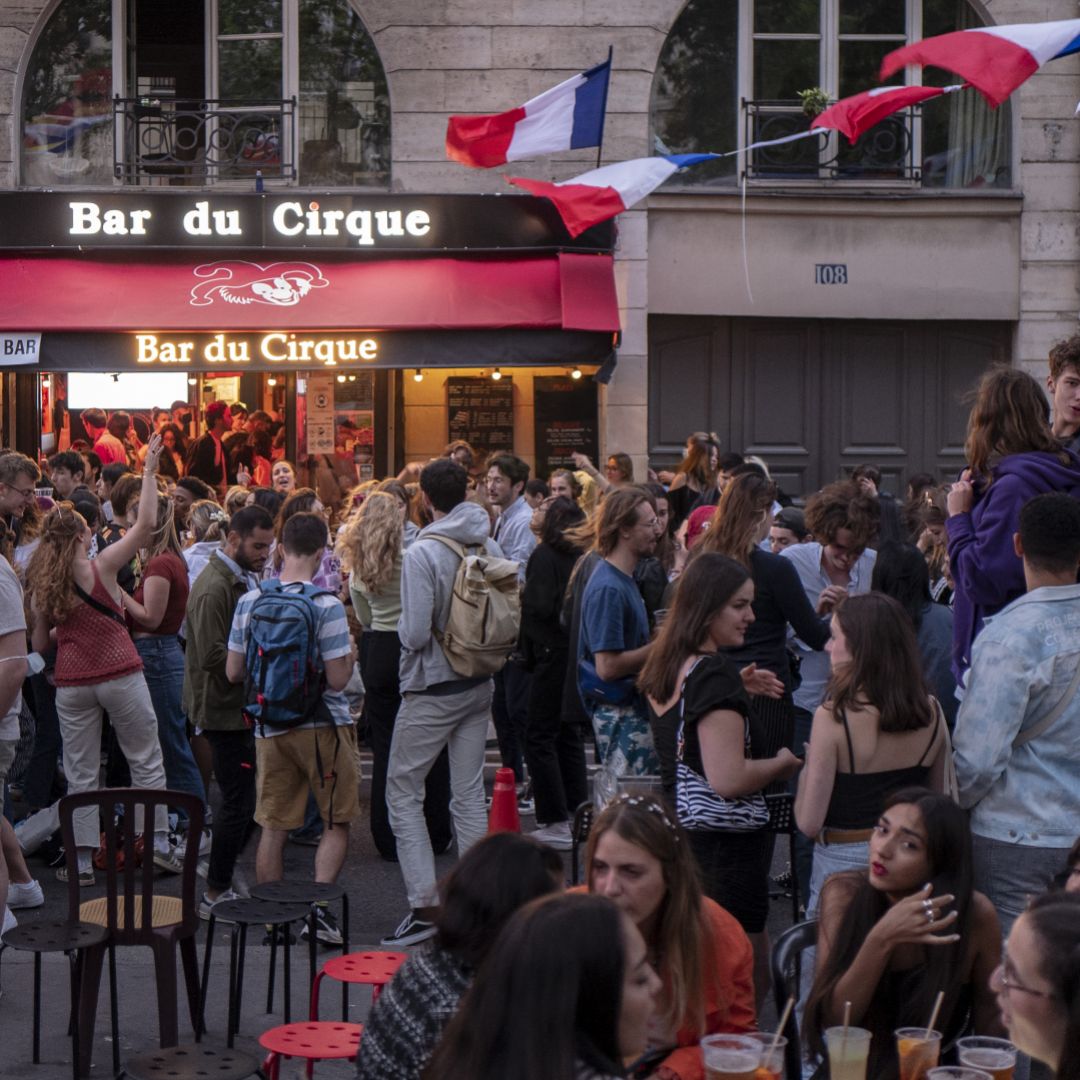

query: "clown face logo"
xmin=190 ymin=261 xmax=329 ymax=307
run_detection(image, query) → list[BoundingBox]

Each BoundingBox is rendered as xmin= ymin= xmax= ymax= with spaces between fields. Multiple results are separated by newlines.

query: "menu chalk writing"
xmin=448 ymin=376 xmax=514 ymax=457
xmin=534 ymin=375 xmax=598 ymax=479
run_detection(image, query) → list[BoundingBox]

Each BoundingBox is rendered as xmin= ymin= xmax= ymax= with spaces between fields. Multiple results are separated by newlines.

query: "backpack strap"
xmin=1013 ymin=657 xmax=1080 ymax=748
xmin=427 ymin=534 xmax=471 ymax=560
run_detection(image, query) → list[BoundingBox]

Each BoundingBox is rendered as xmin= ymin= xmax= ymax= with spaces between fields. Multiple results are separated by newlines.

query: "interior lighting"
xmin=336 ymin=374 xmax=346 ymax=383
xmin=491 ymin=367 xmax=502 ymax=381
xmin=570 ymin=367 xmax=582 ymax=380
xmin=413 ymin=369 xmax=424 ymax=382
xmin=267 ymin=377 xmax=278 ymax=387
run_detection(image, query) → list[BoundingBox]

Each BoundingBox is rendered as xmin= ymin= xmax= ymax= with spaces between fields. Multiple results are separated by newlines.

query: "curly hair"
xmin=337 ymin=492 xmax=402 ymax=595
xmin=1049 ymin=333 xmax=1080 ymax=381
xmin=804 ymin=479 xmax=881 ymax=550
xmin=26 ymin=503 xmax=88 ymax=624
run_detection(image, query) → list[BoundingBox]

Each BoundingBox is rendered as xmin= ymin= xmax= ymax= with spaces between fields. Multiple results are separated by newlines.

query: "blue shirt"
xmin=579 ymin=559 xmax=649 ymax=705
xmin=493 ymin=496 xmax=536 ymax=583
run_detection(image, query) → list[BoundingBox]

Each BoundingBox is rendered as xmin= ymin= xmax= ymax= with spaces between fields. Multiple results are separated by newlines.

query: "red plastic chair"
xmin=259 ymin=1021 xmax=362 ymax=1080
xmin=310 ymin=950 xmax=406 ymax=1019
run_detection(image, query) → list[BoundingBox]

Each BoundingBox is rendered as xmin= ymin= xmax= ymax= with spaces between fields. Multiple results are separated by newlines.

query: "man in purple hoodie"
xmin=946 ymin=367 xmax=1080 ymax=685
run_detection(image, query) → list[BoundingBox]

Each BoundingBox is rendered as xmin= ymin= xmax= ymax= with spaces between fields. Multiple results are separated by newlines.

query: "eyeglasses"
xmin=1 ymin=481 xmax=36 ymax=500
xmin=996 ymin=955 xmax=1059 ymax=1000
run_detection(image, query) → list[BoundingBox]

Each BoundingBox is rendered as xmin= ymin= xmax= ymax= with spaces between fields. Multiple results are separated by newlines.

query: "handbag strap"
xmin=73 ymin=580 xmax=127 ymax=629
xmin=1013 ymin=655 xmax=1080 ymax=748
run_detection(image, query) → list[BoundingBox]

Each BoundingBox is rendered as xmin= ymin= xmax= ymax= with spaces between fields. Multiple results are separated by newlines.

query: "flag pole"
xmin=595 ymin=46 xmax=613 ymax=169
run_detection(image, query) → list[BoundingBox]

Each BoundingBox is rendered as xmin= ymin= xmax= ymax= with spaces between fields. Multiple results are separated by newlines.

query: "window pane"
xmin=754 ymin=39 xmax=819 ymax=100
xmin=219 ymin=0 xmax=281 ymax=36
xmin=839 ymin=0 xmax=905 ymax=36
xmin=21 ymin=0 xmax=113 ymax=187
xmin=839 ymin=40 xmax=901 ymax=98
xmin=754 ymin=0 xmax=819 ymax=35
xmin=218 ymin=39 xmax=282 ymax=99
xmin=298 ymin=0 xmax=390 ymax=187
xmin=650 ymin=0 xmax=740 ymax=185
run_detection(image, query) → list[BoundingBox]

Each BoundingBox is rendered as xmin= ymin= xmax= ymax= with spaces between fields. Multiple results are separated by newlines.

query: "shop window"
xmin=20 ymin=0 xmax=390 ymax=188
xmin=650 ymin=0 xmax=1011 ymax=190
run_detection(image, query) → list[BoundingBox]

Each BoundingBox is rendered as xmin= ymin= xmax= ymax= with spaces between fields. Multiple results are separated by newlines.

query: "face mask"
xmin=179 ymin=413 xmax=192 ymax=424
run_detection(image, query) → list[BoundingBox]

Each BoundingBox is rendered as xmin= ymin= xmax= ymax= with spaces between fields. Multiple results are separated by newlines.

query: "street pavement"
xmin=1 ymin=747 xmax=796 ymax=1079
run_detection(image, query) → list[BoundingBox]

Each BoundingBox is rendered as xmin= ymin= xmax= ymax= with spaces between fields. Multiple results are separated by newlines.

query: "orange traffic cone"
xmin=488 ymin=766 xmax=521 ymax=834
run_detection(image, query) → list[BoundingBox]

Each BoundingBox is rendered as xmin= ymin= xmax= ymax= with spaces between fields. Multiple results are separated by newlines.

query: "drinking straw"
xmin=841 ymin=1000 xmax=852 ymax=1058
xmin=925 ymin=990 xmax=945 ymax=1038
xmin=769 ymin=997 xmax=796 ymax=1062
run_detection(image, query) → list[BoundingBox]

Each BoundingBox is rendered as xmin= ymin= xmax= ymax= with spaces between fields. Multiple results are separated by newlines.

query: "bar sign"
xmin=0 ymin=333 xmax=41 ymax=363
xmin=815 ymin=264 xmax=848 ymax=285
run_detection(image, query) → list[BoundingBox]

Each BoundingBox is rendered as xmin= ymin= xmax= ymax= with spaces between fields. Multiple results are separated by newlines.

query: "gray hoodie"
xmin=398 ymin=501 xmax=504 ymax=692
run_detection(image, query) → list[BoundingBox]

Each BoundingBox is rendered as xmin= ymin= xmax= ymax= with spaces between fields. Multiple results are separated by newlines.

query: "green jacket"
xmin=182 ymin=552 xmax=249 ymax=731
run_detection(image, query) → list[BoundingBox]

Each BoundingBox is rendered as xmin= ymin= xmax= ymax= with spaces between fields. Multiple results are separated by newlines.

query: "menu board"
xmin=533 ymin=375 xmax=598 ymax=478
xmin=447 ymin=376 xmax=514 ymax=458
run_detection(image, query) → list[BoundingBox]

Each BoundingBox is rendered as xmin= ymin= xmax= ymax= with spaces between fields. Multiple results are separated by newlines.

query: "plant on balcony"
xmin=797 ymin=87 xmax=830 ymax=118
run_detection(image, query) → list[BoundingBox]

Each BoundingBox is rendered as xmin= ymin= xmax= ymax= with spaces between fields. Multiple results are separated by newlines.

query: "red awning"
xmin=0 ymin=252 xmax=619 ymax=333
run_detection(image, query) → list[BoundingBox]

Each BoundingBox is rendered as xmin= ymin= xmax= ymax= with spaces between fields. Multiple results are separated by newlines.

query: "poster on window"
xmin=533 ymin=375 xmax=598 ymax=479
xmin=447 ymin=376 xmax=514 ymax=459
xmin=306 ymin=373 xmax=335 ymax=454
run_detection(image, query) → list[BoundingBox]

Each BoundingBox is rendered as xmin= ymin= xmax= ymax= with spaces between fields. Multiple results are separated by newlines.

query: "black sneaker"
xmin=380 ymin=911 xmax=437 ymax=948
xmin=300 ymin=903 xmax=343 ymax=947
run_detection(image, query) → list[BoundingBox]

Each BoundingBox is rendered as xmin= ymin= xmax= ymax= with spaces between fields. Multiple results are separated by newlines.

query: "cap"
xmin=773 ymin=506 xmax=809 ymax=538
xmin=685 ymin=504 xmax=716 ymax=548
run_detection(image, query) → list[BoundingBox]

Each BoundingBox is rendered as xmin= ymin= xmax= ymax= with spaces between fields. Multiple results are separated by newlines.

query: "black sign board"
xmin=533 ymin=374 xmax=599 ymax=479
xmin=448 ymin=376 xmax=514 ymax=459
xmin=0 ymin=192 xmax=614 ymax=253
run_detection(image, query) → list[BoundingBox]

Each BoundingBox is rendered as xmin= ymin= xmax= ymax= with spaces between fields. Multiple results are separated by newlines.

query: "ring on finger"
xmin=926 ymin=907 xmax=935 ymax=923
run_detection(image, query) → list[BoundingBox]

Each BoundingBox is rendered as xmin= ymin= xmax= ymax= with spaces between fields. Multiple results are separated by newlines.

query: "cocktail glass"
xmin=956 ymin=1036 xmax=1018 ymax=1080
xmin=896 ymin=1026 xmax=942 ymax=1080
xmin=745 ymin=1032 xmax=786 ymax=1080
xmin=701 ymin=1034 xmax=761 ymax=1080
xmin=824 ymin=1025 xmax=872 ymax=1080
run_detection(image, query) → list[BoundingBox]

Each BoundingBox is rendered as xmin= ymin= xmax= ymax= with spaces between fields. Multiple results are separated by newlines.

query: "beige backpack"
xmin=428 ymin=535 xmax=522 ymax=677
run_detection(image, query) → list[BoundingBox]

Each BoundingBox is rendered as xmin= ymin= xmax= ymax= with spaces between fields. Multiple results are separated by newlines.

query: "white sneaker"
xmin=2 ymin=906 xmax=16 ymax=936
xmin=7 ymin=879 xmax=45 ymax=909
xmin=199 ymin=888 xmax=241 ymax=922
xmin=529 ymin=821 xmax=573 ymax=851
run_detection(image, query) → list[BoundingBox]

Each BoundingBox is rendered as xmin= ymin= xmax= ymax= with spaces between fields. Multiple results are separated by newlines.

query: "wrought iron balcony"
xmin=114 ymin=96 xmax=296 ymax=184
xmin=744 ymin=99 xmax=919 ymax=183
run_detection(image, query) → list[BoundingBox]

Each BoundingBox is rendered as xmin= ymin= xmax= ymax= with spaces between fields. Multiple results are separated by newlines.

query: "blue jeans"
xmin=134 ymin=635 xmax=206 ymax=813
xmin=972 ymin=833 xmax=1066 ymax=936
xmin=806 ymin=837 xmax=871 ymax=918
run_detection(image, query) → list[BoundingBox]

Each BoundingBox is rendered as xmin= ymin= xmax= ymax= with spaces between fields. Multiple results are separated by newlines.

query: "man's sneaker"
xmin=152 ymin=842 xmax=185 ymax=875
xmin=2 ymin=906 xmax=17 ymax=936
xmin=301 ymin=904 xmax=343 ymax=947
xmin=7 ymin=879 xmax=45 ymax=909
xmin=529 ymin=820 xmax=573 ymax=851
xmin=380 ymin=912 xmax=437 ymax=948
xmin=198 ymin=889 xmax=241 ymax=922
xmin=516 ymin=781 xmax=535 ymax=816
xmin=173 ymin=828 xmax=212 ymax=859
xmin=56 ymin=864 xmax=95 ymax=887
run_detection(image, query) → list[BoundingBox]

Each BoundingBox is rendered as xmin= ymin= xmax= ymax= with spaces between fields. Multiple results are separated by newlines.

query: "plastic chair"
xmin=259 ymin=1020 xmax=363 ymax=1079
xmin=60 ymin=788 xmax=205 ymax=1078
xmin=770 ymin=918 xmax=819 ymax=1080
xmin=310 ymin=950 xmax=406 ymax=1020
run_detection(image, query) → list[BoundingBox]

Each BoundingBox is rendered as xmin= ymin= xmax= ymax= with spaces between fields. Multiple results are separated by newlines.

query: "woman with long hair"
xmin=584 ymin=794 xmax=756 ymax=1078
xmin=549 ymin=467 xmax=584 ymax=507
xmin=338 ymin=491 xmax=449 ymax=861
xmin=947 ymin=366 xmax=1080 ymax=681
xmin=425 ymin=891 xmax=661 ymax=1080
xmin=521 ymin=495 xmax=588 ymax=849
xmin=666 ymin=432 xmax=719 ymax=529
xmin=265 ymin=486 xmax=341 ymax=592
xmin=358 ymin=832 xmax=564 ymax=1080
xmin=119 ymin=488 xmax=206 ymax=848
xmin=640 ymin=553 xmax=803 ymax=1007
xmin=270 ymin=458 xmax=296 ymax=495
xmin=804 ymin=788 xmax=1003 ymax=1079
xmin=994 ymin=891 xmax=1080 ymax=1080
xmin=796 ymin=593 xmax=948 ymax=921
xmin=26 ymin=436 xmax=174 ymax=885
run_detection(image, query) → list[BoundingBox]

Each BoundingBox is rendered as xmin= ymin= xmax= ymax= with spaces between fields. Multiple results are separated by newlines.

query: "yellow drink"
xmin=701 ymin=1035 xmax=761 ymax=1080
xmin=896 ymin=1029 xmax=942 ymax=1080
xmin=958 ymin=1045 xmax=1016 ymax=1080
xmin=824 ymin=1026 xmax=872 ymax=1080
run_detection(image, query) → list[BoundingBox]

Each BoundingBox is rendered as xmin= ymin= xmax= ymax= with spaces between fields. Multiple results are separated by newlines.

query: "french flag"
xmin=881 ymin=18 xmax=1080 ymax=107
xmin=508 ymin=154 xmax=718 ymax=238
xmin=811 ymin=84 xmax=962 ymax=144
xmin=446 ymin=58 xmax=611 ymax=168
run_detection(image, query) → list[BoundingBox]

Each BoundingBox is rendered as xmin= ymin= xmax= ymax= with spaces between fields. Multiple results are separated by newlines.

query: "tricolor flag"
xmin=811 ymin=84 xmax=964 ymax=144
xmin=446 ymin=58 xmax=612 ymax=168
xmin=881 ymin=18 xmax=1080 ymax=107
xmin=508 ymin=154 xmax=718 ymax=238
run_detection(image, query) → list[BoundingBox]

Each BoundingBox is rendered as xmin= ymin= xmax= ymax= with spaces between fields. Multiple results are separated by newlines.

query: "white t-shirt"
xmin=0 ymin=558 xmax=27 ymax=742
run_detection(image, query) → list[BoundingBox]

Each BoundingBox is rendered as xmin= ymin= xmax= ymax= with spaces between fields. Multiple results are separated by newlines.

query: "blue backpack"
xmin=243 ymin=580 xmax=334 ymax=732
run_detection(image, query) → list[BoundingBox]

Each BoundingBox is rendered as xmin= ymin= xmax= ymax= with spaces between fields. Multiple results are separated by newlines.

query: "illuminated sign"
xmin=134 ymin=332 xmax=379 ymax=366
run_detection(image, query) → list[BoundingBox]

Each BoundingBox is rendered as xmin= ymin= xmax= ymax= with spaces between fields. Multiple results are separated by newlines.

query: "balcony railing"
xmin=114 ymin=96 xmax=296 ymax=184
xmin=744 ymin=99 xmax=919 ymax=183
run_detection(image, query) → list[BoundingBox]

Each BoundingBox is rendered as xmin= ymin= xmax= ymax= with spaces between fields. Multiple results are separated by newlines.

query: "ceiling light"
xmin=267 ymin=377 xmax=278 ymax=387
xmin=570 ymin=367 xmax=582 ymax=380
xmin=413 ymin=369 xmax=424 ymax=382
xmin=336 ymin=374 xmax=346 ymax=383
xmin=491 ymin=367 xmax=502 ymax=381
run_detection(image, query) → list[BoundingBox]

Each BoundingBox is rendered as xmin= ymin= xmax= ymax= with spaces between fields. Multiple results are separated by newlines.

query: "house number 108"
xmin=815 ymin=263 xmax=848 ymax=284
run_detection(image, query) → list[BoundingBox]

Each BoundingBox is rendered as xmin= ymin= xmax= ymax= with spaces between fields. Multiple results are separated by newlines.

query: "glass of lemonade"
xmin=824 ymin=1026 xmax=872 ymax=1080
xmin=956 ymin=1036 xmax=1018 ymax=1080
xmin=701 ymin=1034 xmax=761 ymax=1080
xmin=896 ymin=1027 xmax=942 ymax=1080
xmin=926 ymin=1069 xmax=993 ymax=1080
xmin=745 ymin=1032 xmax=786 ymax=1080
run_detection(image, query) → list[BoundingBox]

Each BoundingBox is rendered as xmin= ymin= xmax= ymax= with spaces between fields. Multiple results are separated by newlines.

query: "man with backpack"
xmin=382 ymin=458 xmax=517 ymax=948
xmin=226 ymin=511 xmax=358 ymax=945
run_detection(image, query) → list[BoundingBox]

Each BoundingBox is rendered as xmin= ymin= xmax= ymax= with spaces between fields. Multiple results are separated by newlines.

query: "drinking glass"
xmin=896 ymin=1027 xmax=942 ymax=1080
xmin=956 ymin=1036 xmax=1018 ymax=1080
xmin=701 ymin=1034 xmax=761 ymax=1080
xmin=745 ymin=1032 xmax=786 ymax=1080
xmin=824 ymin=1026 xmax=872 ymax=1080
xmin=926 ymin=1069 xmax=993 ymax=1080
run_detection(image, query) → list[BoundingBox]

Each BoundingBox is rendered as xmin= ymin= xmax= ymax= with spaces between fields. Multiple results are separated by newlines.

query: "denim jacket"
xmin=953 ymin=583 xmax=1080 ymax=846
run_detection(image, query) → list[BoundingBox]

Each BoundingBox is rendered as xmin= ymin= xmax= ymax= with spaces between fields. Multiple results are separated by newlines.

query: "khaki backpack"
xmin=428 ymin=535 xmax=522 ymax=678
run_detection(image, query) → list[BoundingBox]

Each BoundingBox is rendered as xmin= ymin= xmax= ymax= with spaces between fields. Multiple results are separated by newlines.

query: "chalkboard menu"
xmin=533 ymin=375 xmax=599 ymax=479
xmin=447 ymin=376 xmax=514 ymax=458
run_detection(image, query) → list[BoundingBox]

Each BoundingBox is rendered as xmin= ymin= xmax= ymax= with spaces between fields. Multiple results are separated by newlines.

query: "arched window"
xmin=20 ymin=0 xmax=390 ymax=188
xmin=650 ymin=0 xmax=1010 ymax=190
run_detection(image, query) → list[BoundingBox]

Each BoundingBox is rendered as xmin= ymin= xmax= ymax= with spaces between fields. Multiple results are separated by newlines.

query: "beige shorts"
xmin=254 ymin=723 xmax=360 ymax=830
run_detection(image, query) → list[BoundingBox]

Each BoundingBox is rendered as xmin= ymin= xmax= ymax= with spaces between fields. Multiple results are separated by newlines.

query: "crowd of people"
xmin=0 ymin=339 xmax=1079 ymax=1079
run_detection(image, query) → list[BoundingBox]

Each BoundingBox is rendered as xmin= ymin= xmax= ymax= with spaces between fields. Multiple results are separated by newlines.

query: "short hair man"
xmin=382 ymin=458 xmax=505 ymax=948
xmin=1048 ymin=334 xmax=1080 ymax=454
xmin=185 ymin=401 xmax=230 ymax=498
xmin=81 ymin=407 xmax=128 ymax=467
xmin=954 ymin=492 xmax=1080 ymax=933
xmin=183 ymin=505 xmax=275 ymax=915
xmin=48 ymin=450 xmax=89 ymax=501
xmin=769 ymin=506 xmax=810 ymax=554
xmin=0 ymin=452 xmax=41 ymax=532
xmin=851 ymin=462 xmax=904 ymax=544
xmin=226 ymin=512 xmax=358 ymax=942
xmin=578 ymin=486 xmax=661 ymax=785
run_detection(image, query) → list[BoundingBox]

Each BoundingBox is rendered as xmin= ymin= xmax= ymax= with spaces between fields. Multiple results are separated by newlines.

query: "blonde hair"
xmin=26 ymin=503 xmax=87 ymax=624
xmin=224 ymin=485 xmax=250 ymax=516
xmin=142 ymin=491 xmax=183 ymax=561
xmin=186 ymin=499 xmax=229 ymax=545
xmin=337 ymin=491 xmax=402 ymax=594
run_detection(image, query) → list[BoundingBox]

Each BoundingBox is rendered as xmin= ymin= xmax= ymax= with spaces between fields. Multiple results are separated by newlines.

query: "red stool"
xmin=310 ymin=950 xmax=407 ymax=1020
xmin=259 ymin=1020 xmax=362 ymax=1080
